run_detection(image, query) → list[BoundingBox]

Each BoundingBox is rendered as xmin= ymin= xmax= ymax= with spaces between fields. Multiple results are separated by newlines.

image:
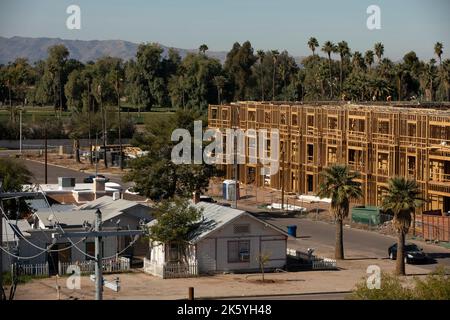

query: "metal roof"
xmin=34 ymin=210 xmax=97 ymax=228
xmin=2 ymin=218 xmax=31 ymax=240
xmin=77 ymin=196 xmax=136 ymax=212
xmin=148 ymin=201 xmax=289 ymax=244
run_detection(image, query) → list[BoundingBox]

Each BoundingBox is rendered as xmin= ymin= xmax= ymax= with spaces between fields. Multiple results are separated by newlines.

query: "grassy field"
xmin=0 ymin=106 xmax=176 ymax=125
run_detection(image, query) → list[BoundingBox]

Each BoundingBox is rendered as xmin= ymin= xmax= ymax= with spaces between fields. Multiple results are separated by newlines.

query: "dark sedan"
xmin=388 ymin=243 xmax=428 ymax=264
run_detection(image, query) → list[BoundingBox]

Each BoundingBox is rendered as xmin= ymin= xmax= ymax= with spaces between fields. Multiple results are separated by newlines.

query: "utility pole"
xmin=87 ymin=80 xmax=93 ymax=165
xmin=52 ymin=208 xmax=143 ymax=300
xmin=116 ymin=73 xmax=123 ymax=170
xmin=94 ymin=209 xmax=103 ymax=300
xmin=232 ymin=106 xmax=239 ymax=209
xmin=44 ymin=127 xmax=48 ymax=184
xmin=95 ymin=132 xmax=99 ymax=177
xmin=281 ymin=143 xmax=285 ymax=211
xmin=0 ymin=180 xmax=4 ymax=301
xmin=19 ymin=109 xmax=22 ymax=154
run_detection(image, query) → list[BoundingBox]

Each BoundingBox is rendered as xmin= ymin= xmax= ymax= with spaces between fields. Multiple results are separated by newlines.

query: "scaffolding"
xmin=208 ymin=101 xmax=450 ymax=214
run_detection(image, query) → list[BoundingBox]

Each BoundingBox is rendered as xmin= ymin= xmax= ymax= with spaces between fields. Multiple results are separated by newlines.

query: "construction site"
xmin=208 ymin=101 xmax=450 ymax=219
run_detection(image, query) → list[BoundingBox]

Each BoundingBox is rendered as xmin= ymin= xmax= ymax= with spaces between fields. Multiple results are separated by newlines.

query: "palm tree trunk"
xmin=335 ymin=218 xmax=344 ymax=259
xmin=339 ymin=58 xmax=343 ymax=97
xmin=396 ymin=231 xmax=406 ymax=275
xmin=74 ymin=139 xmax=81 ymax=163
xmin=328 ymin=55 xmax=333 ymax=99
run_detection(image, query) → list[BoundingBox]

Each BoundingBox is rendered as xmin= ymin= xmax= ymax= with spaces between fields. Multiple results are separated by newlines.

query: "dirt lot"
xmin=11 ymin=258 xmax=430 ymax=300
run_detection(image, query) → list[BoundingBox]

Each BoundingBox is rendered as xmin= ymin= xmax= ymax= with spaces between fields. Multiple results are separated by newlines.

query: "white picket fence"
xmin=11 ymin=263 xmax=49 ymax=276
xmin=58 ymin=257 xmax=130 ymax=275
xmin=143 ymin=258 xmax=198 ymax=279
xmin=286 ymin=248 xmax=337 ymax=270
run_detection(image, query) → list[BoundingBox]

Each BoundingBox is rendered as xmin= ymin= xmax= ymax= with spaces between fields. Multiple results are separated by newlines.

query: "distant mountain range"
xmin=0 ymin=36 xmax=229 ymax=64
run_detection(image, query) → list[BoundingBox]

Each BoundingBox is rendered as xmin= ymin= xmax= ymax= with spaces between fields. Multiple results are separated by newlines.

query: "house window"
xmin=228 ymin=240 xmax=250 ymax=263
xmin=292 ymin=114 xmax=298 ymax=126
xmin=233 ymin=224 xmax=250 ymax=234
xmin=169 ymin=242 xmax=181 ymax=262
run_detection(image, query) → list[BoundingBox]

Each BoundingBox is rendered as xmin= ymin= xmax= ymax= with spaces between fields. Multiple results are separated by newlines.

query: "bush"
xmin=350 ymin=267 xmax=450 ymax=300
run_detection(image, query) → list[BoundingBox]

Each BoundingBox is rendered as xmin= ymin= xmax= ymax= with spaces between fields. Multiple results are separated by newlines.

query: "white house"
xmin=145 ymin=201 xmax=289 ymax=278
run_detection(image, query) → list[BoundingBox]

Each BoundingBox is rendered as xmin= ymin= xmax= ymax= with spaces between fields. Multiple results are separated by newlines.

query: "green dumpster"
xmin=351 ymin=206 xmax=381 ymax=225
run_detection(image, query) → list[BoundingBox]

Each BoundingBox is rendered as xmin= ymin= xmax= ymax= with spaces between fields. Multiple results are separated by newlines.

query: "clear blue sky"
xmin=0 ymin=0 xmax=449 ymax=60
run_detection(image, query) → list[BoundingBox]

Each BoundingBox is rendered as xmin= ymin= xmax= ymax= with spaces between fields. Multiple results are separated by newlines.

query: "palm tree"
xmin=213 ymin=75 xmax=226 ymax=105
xmin=271 ymin=50 xmax=279 ymax=100
xmin=352 ymin=51 xmax=364 ymax=71
xmin=317 ymin=164 xmax=363 ymax=260
xmin=434 ymin=42 xmax=444 ymax=66
xmin=381 ymin=177 xmax=424 ymax=276
xmin=374 ymin=42 xmax=384 ymax=64
xmin=257 ymin=50 xmax=266 ymax=100
xmin=308 ymin=37 xmax=319 ymax=56
xmin=364 ymin=50 xmax=375 ymax=70
xmin=199 ymin=44 xmax=209 ymax=55
xmin=322 ymin=41 xmax=336 ymax=98
xmin=337 ymin=41 xmax=350 ymax=96
xmin=420 ymin=59 xmax=437 ymax=101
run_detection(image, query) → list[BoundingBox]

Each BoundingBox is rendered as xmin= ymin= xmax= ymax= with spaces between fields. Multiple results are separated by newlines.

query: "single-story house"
xmin=146 ymin=201 xmax=289 ymax=277
xmin=2 ymin=195 xmax=153 ymax=274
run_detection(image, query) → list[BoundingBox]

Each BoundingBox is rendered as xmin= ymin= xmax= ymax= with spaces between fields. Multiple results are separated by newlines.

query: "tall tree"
xmin=381 ymin=177 xmax=424 ymax=275
xmin=224 ymin=41 xmax=257 ymax=101
xmin=434 ymin=42 xmax=444 ymax=66
xmin=271 ymin=50 xmax=279 ymax=100
xmin=321 ymin=41 xmax=335 ymax=98
xmin=364 ymin=50 xmax=375 ymax=70
xmin=337 ymin=41 xmax=350 ymax=96
xmin=256 ymin=49 xmax=266 ymax=101
xmin=308 ymin=37 xmax=319 ymax=56
xmin=213 ymin=75 xmax=226 ymax=104
xmin=352 ymin=51 xmax=365 ymax=72
xmin=47 ymin=45 xmax=69 ymax=116
xmin=199 ymin=44 xmax=209 ymax=55
xmin=374 ymin=42 xmax=384 ymax=64
xmin=318 ymin=165 xmax=363 ymax=260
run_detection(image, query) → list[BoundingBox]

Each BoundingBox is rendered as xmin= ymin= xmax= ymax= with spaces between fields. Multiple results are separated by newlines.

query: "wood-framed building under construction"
xmin=208 ymin=101 xmax=450 ymax=214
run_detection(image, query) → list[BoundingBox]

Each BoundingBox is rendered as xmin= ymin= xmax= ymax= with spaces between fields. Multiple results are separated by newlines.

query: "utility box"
xmin=58 ymin=177 xmax=75 ymax=190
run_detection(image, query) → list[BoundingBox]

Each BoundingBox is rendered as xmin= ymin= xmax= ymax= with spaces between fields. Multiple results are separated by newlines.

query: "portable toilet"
xmin=223 ymin=180 xmax=240 ymax=201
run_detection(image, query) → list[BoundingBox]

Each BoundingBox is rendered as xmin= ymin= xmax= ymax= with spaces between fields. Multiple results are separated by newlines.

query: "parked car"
xmin=388 ymin=243 xmax=428 ymax=264
xmin=125 ymin=187 xmax=140 ymax=195
xmin=200 ymin=195 xmax=217 ymax=203
xmin=83 ymin=175 xmax=110 ymax=183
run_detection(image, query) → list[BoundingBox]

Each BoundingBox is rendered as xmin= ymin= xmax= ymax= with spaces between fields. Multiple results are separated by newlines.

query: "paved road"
xmin=4 ymin=150 xmax=449 ymax=270
xmin=256 ymin=213 xmax=450 ymax=269
xmin=22 ymin=158 xmax=129 ymax=186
